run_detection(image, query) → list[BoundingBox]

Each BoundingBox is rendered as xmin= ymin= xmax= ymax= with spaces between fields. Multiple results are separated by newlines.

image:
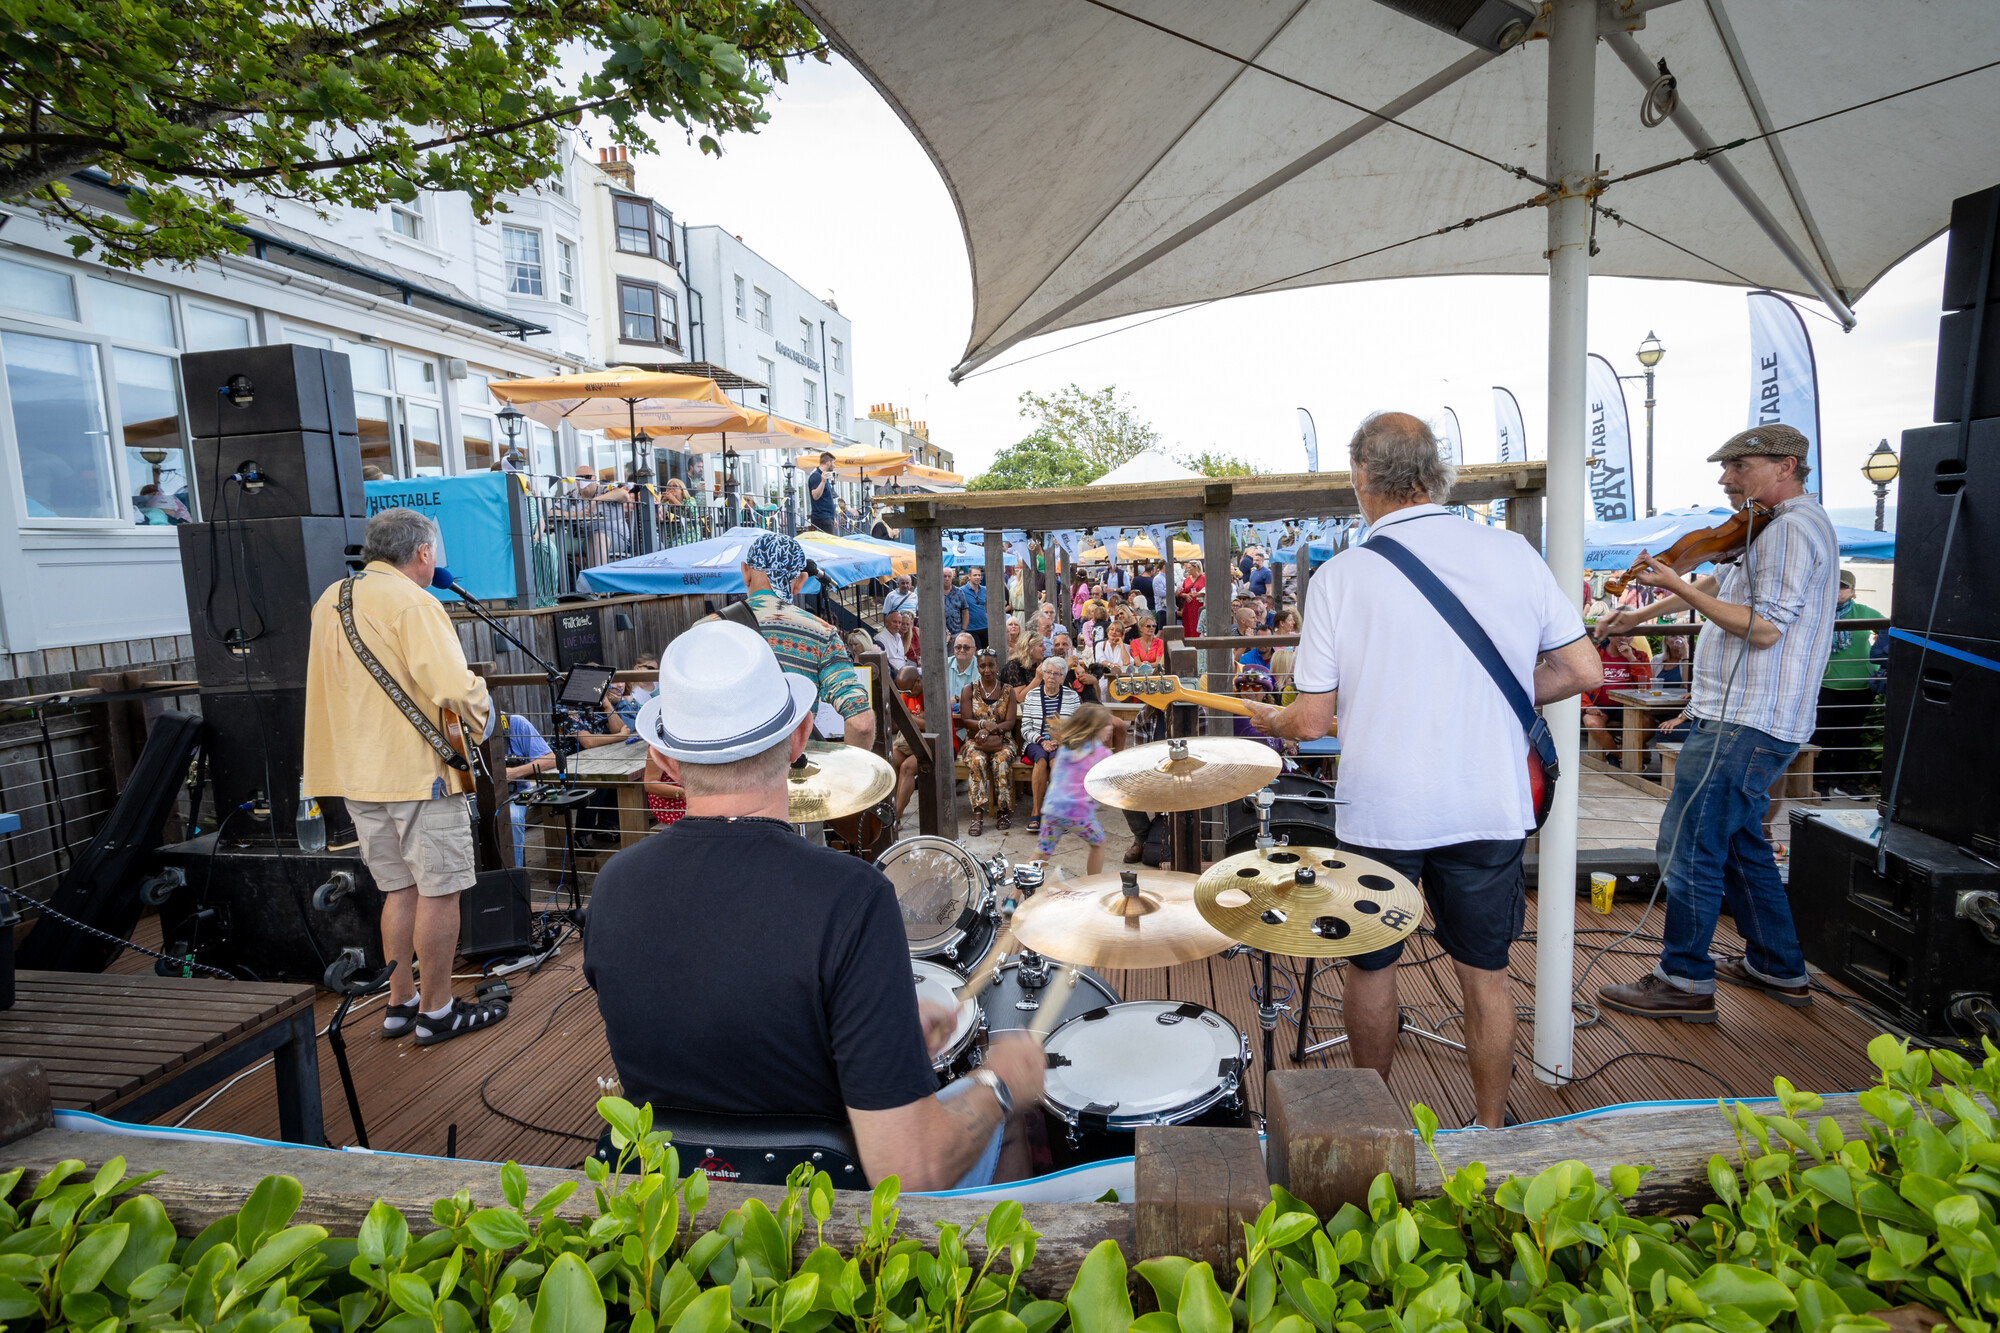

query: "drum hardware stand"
xmin=1250 ymin=791 xmax=1289 ymax=1076
xmin=1012 ymin=950 xmax=1053 ymax=1008
xmin=321 ymin=950 xmax=395 ymax=1150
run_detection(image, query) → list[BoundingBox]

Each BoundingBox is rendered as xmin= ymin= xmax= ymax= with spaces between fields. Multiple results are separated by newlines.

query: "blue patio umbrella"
xmin=579 ymin=526 xmax=890 ymax=596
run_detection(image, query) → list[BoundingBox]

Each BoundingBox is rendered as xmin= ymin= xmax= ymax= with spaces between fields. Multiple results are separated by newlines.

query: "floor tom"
xmin=1040 ymin=1000 xmax=1249 ymax=1140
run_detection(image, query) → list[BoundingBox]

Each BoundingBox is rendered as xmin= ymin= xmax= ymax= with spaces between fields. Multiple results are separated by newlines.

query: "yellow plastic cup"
xmin=1590 ymin=872 xmax=1617 ymax=915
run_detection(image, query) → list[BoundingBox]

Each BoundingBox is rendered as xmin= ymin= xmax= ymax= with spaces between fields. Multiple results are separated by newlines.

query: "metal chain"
xmin=2 ymin=887 xmax=236 ymax=980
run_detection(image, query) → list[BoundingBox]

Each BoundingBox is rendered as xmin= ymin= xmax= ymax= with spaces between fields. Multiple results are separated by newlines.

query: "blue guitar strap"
xmin=1362 ymin=534 xmax=1560 ymax=781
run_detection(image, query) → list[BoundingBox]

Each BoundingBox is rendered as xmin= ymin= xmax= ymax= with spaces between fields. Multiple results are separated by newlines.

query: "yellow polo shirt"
xmin=302 ymin=561 xmax=492 ymax=803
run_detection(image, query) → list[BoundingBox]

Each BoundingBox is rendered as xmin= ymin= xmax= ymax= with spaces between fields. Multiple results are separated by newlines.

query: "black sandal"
xmin=380 ymin=1001 xmax=419 ymax=1039
xmin=414 ymin=996 xmax=510 ymax=1047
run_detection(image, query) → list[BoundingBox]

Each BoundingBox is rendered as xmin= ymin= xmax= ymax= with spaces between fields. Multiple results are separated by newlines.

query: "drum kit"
xmin=790 ymin=728 xmax=1440 ymax=1148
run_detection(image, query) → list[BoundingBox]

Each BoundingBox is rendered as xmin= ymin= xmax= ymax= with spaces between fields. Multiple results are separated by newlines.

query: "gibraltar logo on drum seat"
xmin=697 ymin=1155 xmax=741 ymax=1182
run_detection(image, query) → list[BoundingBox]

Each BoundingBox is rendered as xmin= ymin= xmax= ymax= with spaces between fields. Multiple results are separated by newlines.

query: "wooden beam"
xmin=983 ymin=528 xmax=1006 ymax=651
xmin=0 ymin=1129 xmax=1130 ymax=1300
xmin=1505 ymin=493 xmax=1545 ymax=558
xmin=912 ymin=523 xmax=957 ymax=840
xmin=885 ymin=463 xmax=1546 ymax=530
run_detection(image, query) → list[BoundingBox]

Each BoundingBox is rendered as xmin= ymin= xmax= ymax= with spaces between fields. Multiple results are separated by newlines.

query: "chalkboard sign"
xmin=553 ymin=605 xmax=604 ymax=671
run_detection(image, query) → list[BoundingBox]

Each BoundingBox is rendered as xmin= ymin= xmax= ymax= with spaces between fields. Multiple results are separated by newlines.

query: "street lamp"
xmin=782 ymin=454 xmax=798 ymax=537
xmin=1862 ymin=439 xmax=1899 ymax=531
xmin=496 ymin=403 xmax=525 ymax=474
xmin=1633 ymin=331 xmax=1664 ymax=516
xmin=629 ymin=427 xmax=654 ymax=484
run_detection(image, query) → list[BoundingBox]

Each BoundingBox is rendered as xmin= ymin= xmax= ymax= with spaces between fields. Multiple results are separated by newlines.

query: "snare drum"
xmin=877 ymin=836 xmax=996 ymax=970
xmin=1041 ymin=1001 xmax=1250 ymax=1142
xmin=910 ymin=959 xmax=983 ymax=1076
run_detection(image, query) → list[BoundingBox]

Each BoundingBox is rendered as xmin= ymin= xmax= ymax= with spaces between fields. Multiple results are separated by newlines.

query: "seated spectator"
xmin=642 ymin=748 xmax=687 ymax=828
xmin=1583 ymin=635 xmax=1654 ymax=766
xmin=844 ymin=630 xmax=874 ymax=665
xmin=873 ymin=610 xmax=913 ymax=674
xmin=1231 ymin=668 xmax=1288 ymax=755
xmin=889 ymin=667 xmax=950 ymax=819
xmin=502 ymin=714 xmax=556 ymax=866
xmin=1002 ymin=630 xmax=1045 ymax=699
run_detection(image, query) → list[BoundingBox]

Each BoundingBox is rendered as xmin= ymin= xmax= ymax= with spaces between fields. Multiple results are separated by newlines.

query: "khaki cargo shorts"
xmin=347 ymin=795 xmax=476 ymax=898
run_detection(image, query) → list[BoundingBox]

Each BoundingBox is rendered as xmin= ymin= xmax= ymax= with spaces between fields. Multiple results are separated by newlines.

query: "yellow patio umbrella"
xmin=1080 ymin=535 xmax=1204 ymax=563
xmin=828 ymin=446 xmax=909 ymax=479
xmin=895 ymin=461 xmax=963 ymax=487
xmin=492 ymin=368 xmax=757 ymax=479
xmin=800 ymin=529 xmax=916 ymax=577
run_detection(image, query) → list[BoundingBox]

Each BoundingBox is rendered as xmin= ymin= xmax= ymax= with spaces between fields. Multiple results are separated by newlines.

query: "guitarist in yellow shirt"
xmin=303 ymin=508 xmax=510 ymax=1047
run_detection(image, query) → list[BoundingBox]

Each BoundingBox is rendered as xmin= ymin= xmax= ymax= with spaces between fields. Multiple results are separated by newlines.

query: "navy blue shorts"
xmin=1340 ymin=838 xmax=1526 ymax=972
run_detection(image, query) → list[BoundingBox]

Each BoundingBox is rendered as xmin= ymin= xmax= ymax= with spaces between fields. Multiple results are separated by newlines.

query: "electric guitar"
xmin=1107 ymin=675 xmax=1338 ymax=736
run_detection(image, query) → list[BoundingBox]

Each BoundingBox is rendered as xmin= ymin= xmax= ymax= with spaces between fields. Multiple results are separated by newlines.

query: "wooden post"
xmin=911 ymin=519 xmax=957 ymax=839
xmin=983 ymin=528 xmax=1005 ymax=652
xmin=1134 ymin=1125 xmax=1268 ymax=1280
xmin=1265 ymin=1068 xmax=1414 ymax=1218
xmin=1200 ymin=492 xmax=1232 ymax=694
xmin=1505 ymin=492 xmax=1545 ymax=558
xmin=86 ymin=672 xmax=148 ymax=793
xmin=1296 ymin=526 xmax=1316 ymax=610
xmin=0 ymin=1060 xmax=52 ymax=1148
xmin=1167 ymin=701 xmax=1201 ymax=874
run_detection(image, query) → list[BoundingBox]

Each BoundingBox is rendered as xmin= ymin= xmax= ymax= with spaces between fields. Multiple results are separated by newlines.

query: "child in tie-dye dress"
xmin=1036 ymin=702 xmax=1117 ymax=875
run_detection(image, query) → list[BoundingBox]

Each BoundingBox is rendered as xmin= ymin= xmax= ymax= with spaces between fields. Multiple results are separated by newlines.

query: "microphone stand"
xmin=442 ymin=582 xmax=595 ymax=920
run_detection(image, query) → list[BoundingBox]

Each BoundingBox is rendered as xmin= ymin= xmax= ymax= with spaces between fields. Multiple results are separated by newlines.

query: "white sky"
xmin=606 ymin=54 xmax=1945 ymax=517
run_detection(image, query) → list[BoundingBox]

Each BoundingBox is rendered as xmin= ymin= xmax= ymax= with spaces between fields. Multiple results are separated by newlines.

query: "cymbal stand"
xmin=1250 ymin=788 xmax=1288 ymax=1075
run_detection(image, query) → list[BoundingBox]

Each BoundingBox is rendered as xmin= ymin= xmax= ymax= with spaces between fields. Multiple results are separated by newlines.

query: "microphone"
xmin=431 ymin=566 xmax=476 ymax=602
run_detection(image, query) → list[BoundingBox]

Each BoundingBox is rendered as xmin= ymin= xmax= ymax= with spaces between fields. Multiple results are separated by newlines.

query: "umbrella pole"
xmin=1533 ymin=0 xmax=1594 ymax=1091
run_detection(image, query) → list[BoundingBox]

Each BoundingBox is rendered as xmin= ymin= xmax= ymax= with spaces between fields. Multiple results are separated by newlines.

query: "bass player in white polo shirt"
xmin=1245 ymin=411 xmax=1601 ymax=1128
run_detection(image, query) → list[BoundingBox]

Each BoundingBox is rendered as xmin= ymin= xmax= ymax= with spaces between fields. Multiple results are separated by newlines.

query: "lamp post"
xmin=1633 ymin=331 xmax=1664 ymax=516
xmin=1862 ymin=439 xmax=1899 ymax=531
xmin=497 ymin=403 xmax=525 ymax=475
xmin=782 ymin=454 xmax=798 ymax=536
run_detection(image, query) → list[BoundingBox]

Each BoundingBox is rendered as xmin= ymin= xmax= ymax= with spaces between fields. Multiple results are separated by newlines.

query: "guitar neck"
xmin=1168 ymin=684 xmax=1256 ymax=718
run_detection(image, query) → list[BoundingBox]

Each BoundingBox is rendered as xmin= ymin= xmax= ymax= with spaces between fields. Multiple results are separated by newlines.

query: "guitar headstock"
xmin=1110 ymin=675 xmax=1179 ymax=701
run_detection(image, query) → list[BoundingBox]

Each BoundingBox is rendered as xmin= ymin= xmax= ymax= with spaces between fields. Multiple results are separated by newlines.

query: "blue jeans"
xmin=1655 ymin=719 xmax=1807 ymax=992
xmin=935 ymin=1077 xmax=1004 ymax=1189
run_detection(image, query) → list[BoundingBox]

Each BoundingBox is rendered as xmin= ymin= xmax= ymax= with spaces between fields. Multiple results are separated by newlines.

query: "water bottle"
xmin=295 ymin=779 xmax=327 ymax=853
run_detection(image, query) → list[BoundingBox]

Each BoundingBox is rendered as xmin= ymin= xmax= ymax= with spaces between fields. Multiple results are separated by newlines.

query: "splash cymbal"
xmin=1194 ymin=846 xmax=1423 ymax=958
xmin=1082 ymin=736 xmax=1282 ymax=812
xmin=1009 ymin=869 xmax=1234 ymax=969
xmin=787 ymin=742 xmax=896 ymax=822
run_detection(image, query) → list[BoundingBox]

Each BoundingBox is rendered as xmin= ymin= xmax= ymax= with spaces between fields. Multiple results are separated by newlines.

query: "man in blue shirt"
xmin=503 ymin=714 xmax=556 ymax=867
xmin=805 ymin=450 xmax=839 ymax=534
xmin=1246 ymin=552 xmax=1274 ymax=599
xmin=946 ymin=566 xmax=990 ymax=648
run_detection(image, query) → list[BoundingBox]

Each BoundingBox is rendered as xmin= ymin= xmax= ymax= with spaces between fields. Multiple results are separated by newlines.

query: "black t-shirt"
xmin=807 ymin=469 xmax=838 ymax=525
xmin=583 ymin=817 xmax=936 ymax=1120
xmin=871 ymin=519 xmax=891 ymax=540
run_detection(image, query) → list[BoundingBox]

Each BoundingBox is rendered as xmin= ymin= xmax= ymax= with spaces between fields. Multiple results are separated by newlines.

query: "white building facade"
xmin=681 ymin=226 xmax=859 ymax=512
xmin=0 ymin=148 xmax=604 ymax=671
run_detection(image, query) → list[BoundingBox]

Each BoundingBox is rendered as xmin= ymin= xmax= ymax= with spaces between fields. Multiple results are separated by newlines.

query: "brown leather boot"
xmin=1122 ymin=839 xmax=1145 ymax=864
xmin=1715 ymin=957 xmax=1812 ymax=1007
xmin=1598 ymin=974 xmax=1717 ymax=1023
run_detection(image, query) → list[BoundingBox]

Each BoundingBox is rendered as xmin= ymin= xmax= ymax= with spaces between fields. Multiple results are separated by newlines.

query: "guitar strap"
xmin=1362 ymin=534 xmax=1560 ymax=805
xmin=336 ymin=574 xmax=469 ymax=772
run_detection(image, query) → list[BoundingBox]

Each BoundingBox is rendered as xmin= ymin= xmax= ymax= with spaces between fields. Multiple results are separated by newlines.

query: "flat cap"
xmin=1708 ymin=423 xmax=1810 ymax=463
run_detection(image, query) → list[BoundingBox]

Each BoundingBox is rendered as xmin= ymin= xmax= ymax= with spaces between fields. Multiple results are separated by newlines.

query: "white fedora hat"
xmin=635 ymin=621 xmax=818 ymax=763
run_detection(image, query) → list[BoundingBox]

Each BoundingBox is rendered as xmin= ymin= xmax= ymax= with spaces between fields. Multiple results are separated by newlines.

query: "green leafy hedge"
xmin=0 ymin=1035 xmax=1991 ymax=1333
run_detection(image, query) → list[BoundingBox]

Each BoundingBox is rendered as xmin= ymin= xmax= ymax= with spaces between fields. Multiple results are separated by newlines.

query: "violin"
xmin=1601 ymin=499 xmax=1776 ymax=599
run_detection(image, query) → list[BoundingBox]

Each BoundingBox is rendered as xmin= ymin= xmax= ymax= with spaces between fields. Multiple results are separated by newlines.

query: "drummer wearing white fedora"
xmin=584 ymin=621 xmax=1044 ymax=1190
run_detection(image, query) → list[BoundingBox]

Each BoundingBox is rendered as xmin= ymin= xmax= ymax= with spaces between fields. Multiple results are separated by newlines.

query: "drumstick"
xmin=1026 ymin=966 xmax=1081 ymax=1040
xmin=954 ymin=926 xmax=1017 ymax=1002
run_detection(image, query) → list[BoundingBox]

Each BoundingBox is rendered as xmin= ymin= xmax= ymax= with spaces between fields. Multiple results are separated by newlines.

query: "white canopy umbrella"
xmin=805 ymin=0 xmax=2000 ymax=1083
xmin=1089 ymin=448 xmax=1203 ymax=485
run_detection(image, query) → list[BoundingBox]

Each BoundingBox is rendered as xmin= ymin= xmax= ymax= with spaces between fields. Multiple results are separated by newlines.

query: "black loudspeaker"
xmin=1932 ymin=315 xmax=2000 ymax=423
xmin=1882 ymin=632 xmax=2000 ymax=856
xmin=199 ymin=686 xmax=348 ymax=844
xmin=1941 ymin=185 xmax=2000 ymax=311
xmin=180 ymin=345 xmax=360 ymax=439
xmin=1787 ymin=810 xmax=1999 ymax=1040
xmin=1892 ymin=421 xmax=1999 ymax=641
xmin=1222 ymin=772 xmax=1340 ymax=856
xmin=459 ymin=867 xmax=534 ymax=961
xmin=154 ymin=835 xmax=383 ymax=984
xmin=192 ymin=430 xmax=363 ymax=521
xmin=180 ymin=516 xmax=362 ymax=688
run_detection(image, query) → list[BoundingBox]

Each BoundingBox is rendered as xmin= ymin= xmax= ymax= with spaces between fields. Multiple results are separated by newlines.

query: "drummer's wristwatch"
xmin=968 ymin=1068 xmax=1014 ymax=1117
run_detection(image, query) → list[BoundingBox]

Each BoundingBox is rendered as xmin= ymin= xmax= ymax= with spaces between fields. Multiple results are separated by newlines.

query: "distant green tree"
xmin=1179 ymin=449 xmax=1264 ymax=477
xmin=966 ymin=384 xmax=1157 ymax=490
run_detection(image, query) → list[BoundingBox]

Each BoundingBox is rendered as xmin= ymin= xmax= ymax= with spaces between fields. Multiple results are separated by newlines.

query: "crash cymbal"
xmin=1009 ymin=869 xmax=1234 ymax=969
xmin=787 ymin=742 xmax=896 ymax=823
xmin=1194 ymin=845 xmax=1423 ymax=958
xmin=1083 ymin=736 xmax=1283 ymax=812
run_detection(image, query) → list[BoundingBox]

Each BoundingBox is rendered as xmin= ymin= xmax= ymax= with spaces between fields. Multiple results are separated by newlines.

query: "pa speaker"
xmin=154 ymin=836 xmax=382 ymax=985
xmin=1787 ymin=810 xmax=1998 ymax=1039
xmin=180 ymin=345 xmax=359 ymax=439
xmin=1941 ymin=185 xmax=2000 ymax=311
xmin=459 ymin=868 xmax=533 ymax=961
xmin=198 ymin=685 xmax=348 ymax=845
xmin=1882 ymin=632 xmax=2000 ymax=856
xmin=180 ymin=515 xmax=362 ymax=688
xmin=1891 ymin=421 xmax=1999 ymax=641
xmin=192 ymin=429 xmax=363 ymax=521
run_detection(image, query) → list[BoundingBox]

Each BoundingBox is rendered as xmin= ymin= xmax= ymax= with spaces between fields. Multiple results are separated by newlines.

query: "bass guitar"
xmin=1107 ymin=676 xmax=1338 ymax=736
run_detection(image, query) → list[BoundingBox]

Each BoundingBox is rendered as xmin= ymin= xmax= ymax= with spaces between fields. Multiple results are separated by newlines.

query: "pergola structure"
xmin=883 ymin=459 xmax=1548 ymax=840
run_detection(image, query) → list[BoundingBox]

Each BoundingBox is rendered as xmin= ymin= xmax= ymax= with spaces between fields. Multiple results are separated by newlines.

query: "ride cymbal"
xmin=1083 ymin=737 xmax=1282 ymax=812
xmin=1194 ymin=846 xmax=1423 ymax=958
xmin=787 ymin=742 xmax=896 ymax=822
xmin=1009 ymin=869 xmax=1234 ymax=970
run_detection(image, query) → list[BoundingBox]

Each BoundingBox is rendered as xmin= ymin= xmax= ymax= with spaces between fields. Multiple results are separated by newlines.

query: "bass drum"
xmin=876 ymin=836 xmax=994 ymax=970
xmin=972 ymin=958 xmax=1119 ymax=1039
xmin=1224 ymin=772 xmax=1339 ymax=856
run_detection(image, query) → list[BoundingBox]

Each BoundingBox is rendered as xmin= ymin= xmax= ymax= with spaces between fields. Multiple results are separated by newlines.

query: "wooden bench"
xmin=1657 ymin=741 xmax=1820 ymax=840
xmin=0 ymin=971 xmax=323 ymax=1144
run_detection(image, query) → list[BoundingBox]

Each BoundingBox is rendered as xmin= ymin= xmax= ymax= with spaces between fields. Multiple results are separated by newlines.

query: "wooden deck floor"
xmin=107 ymin=881 xmax=1888 ymax=1168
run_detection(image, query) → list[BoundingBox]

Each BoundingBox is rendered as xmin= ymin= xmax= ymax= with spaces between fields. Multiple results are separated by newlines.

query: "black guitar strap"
xmin=336 ymin=574 xmax=468 ymax=771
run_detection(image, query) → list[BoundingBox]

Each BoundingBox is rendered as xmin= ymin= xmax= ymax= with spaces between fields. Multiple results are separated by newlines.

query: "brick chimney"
xmin=596 ymin=145 xmax=636 ymax=190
